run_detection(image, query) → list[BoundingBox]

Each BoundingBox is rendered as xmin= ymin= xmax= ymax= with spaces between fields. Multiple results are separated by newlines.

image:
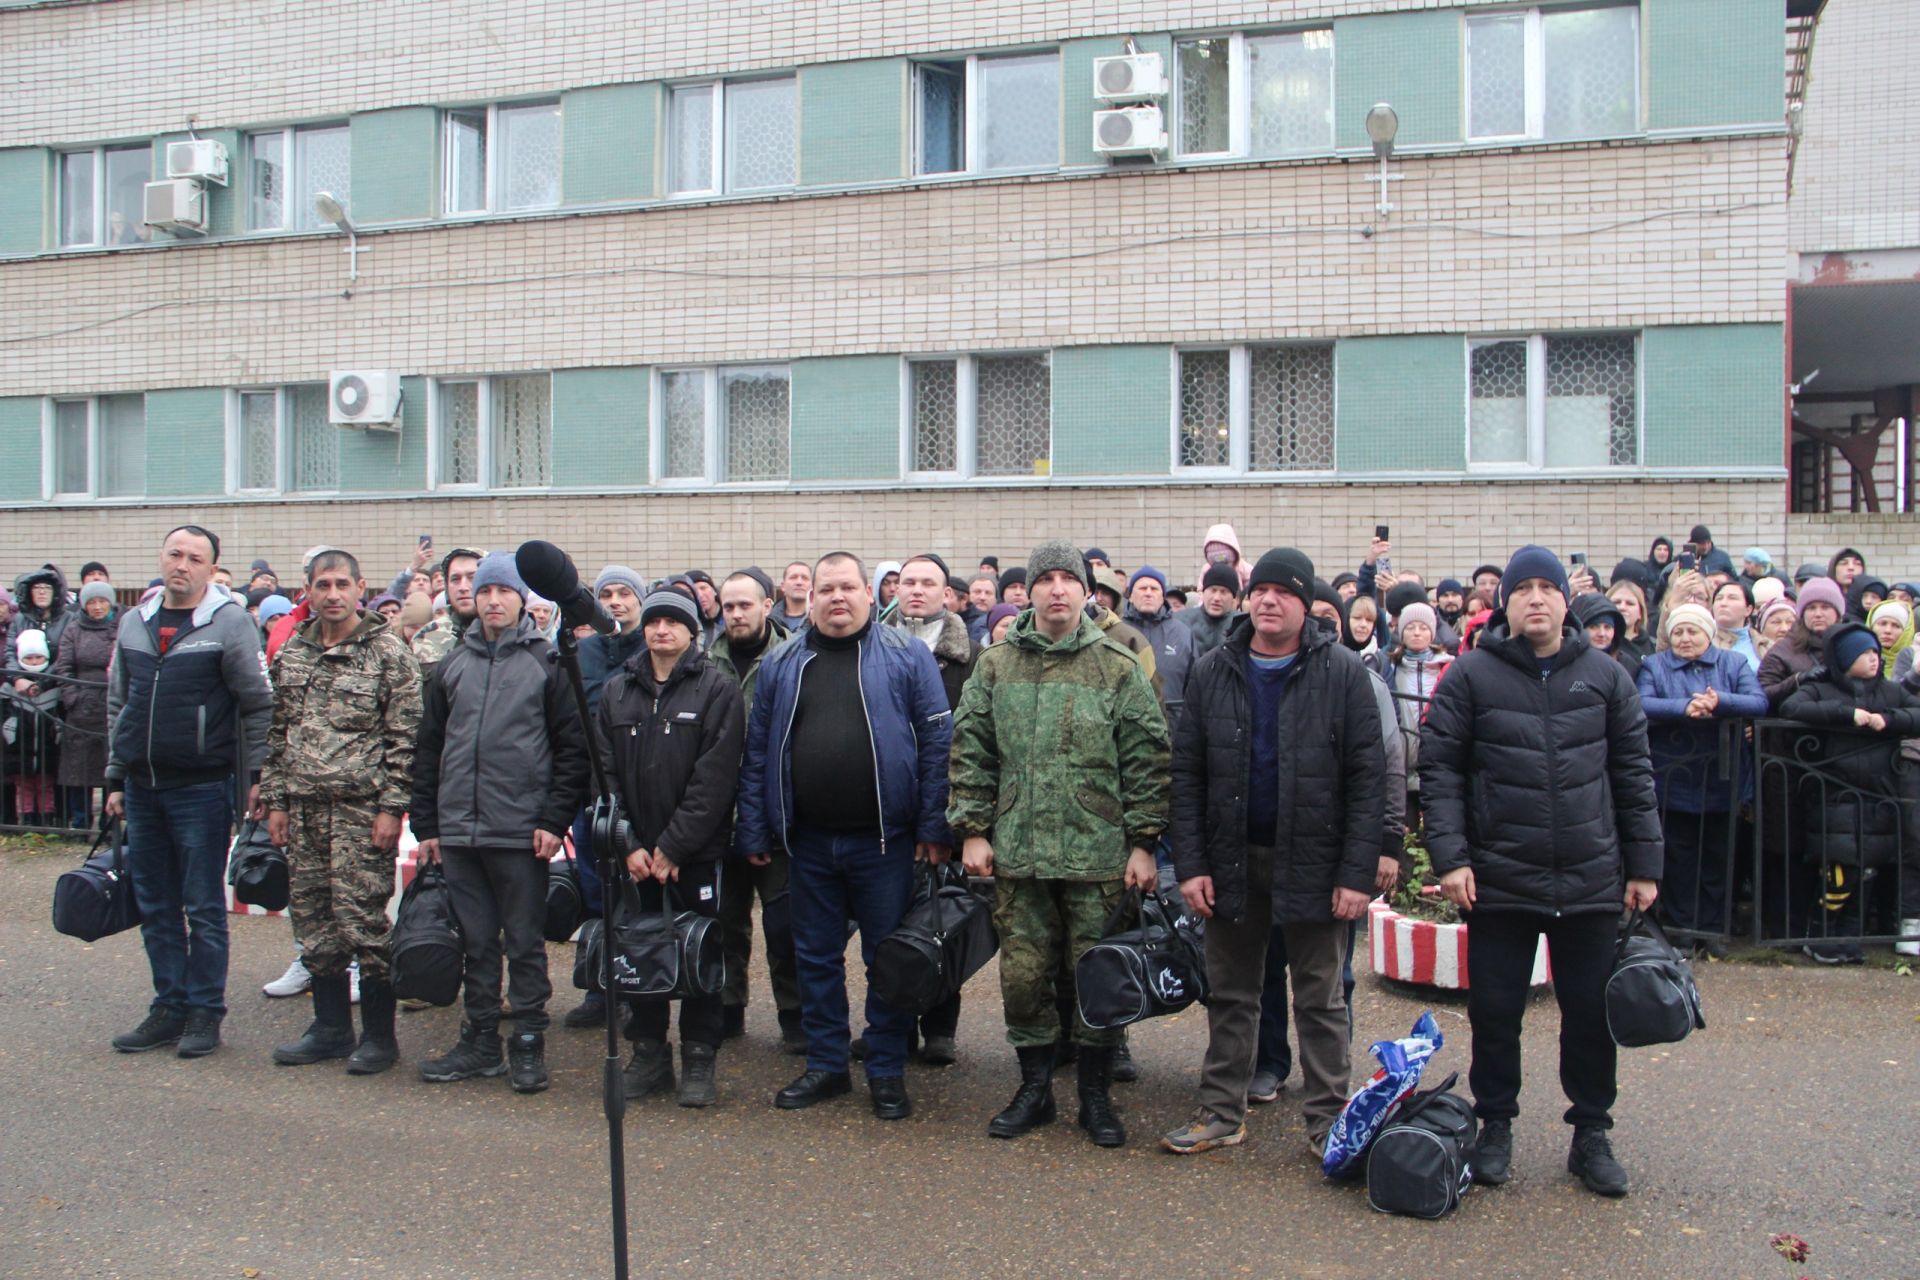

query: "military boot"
xmin=507 ymin=1032 xmax=549 ymax=1094
xmin=622 ymin=1039 xmax=674 ymax=1100
xmin=419 ymin=1024 xmax=506 ymax=1082
xmin=678 ymin=1043 xmax=718 ymax=1108
xmin=1110 ymin=1033 xmax=1139 ymax=1083
xmin=988 ymin=1045 xmax=1058 ymax=1139
xmin=346 ymin=977 xmax=399 ymax=1075
xmin=272 ymin=973 xmax=357 ymax=1066
xmin=1076 ymin=1046 xmax=1126 ymax=1148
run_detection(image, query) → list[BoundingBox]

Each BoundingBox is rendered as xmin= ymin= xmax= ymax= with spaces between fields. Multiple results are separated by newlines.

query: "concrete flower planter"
xmin=1368 ymin=898 xmax=1551 ymax=990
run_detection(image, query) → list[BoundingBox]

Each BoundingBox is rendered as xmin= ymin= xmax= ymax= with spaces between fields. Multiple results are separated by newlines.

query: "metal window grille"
xmin=1467 ymin=14 xmax=1527 ymax=138
xmin=290 ymin=385 xmax=337 ymax=492
xmin=1176 ymin=39 xmax=1232 ymax=155
xmin=721 ymin=368 xmax=789 ymax=482
xmin=725 ymin=79 xmax=795 ymax=191
xmin=1545 ymin=335 xmax=1637 ymax=467
xmin=1249 ymin=344 xmax=1335 ymax=471
xmin=660 ymin=371 xmax=707 ymax=480
xmin=911 ymin=360 xmax=959 ymax=472
xmin=239 ymin=392 xmax=279 ymax=490
xmin=1177 ymin=350 xmax=1232 ymax=468
xmin=1543 ymin=6 xmax=1638 ymax=139
xmin=973 ymin=355 xmax=1049 ymax=477
xmin=248 ymin=132 xmax=285 ymax=230
xmin=1470 ymin=341 xmax=1531 ymax=463
xmin=916 ymin=62 xmax=965 ymax=174
xmin=438 ymin=382 xmax=480 ymax=485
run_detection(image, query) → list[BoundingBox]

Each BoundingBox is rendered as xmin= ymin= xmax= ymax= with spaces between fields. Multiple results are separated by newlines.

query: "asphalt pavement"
xmin=1 ymin=839 xmax=1914 ymax=1280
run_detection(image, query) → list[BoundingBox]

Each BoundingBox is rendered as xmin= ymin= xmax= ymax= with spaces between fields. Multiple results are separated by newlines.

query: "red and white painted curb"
xmin=1368 ymin=898 xmax=1551 ymax=990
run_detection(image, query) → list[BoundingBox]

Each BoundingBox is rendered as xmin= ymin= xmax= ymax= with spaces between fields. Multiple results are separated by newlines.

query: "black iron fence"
xmin=1 ymin=666 xmax=109 ymax=835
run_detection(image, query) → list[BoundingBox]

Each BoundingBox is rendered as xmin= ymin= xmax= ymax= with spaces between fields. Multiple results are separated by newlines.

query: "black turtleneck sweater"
xmin=730 ymin=621 xmax=774 ymax=670
xmin=790 ymin=620 xmax=880 ymax=833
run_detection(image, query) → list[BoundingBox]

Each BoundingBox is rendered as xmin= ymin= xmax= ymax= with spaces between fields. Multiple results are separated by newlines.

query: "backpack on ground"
xmin=871 ymin=863 xmax=998 ymax=1015
xmin=1075 ymin=885 xmax=1208 ymax=1030
xmin=52 ymin=818 xmax=142 ymax=942
xmin=1606 ymin=908 xmax=1706 ymax=1048
xmin=390 ymin=861 xmax=464 ymax=1006
xmin=1366 ymin=1071 xmax=1477 ymax=1219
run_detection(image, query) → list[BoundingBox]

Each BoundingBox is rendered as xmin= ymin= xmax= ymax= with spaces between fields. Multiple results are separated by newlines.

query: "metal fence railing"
xmin=1 ymin=666 xmax=109 ymax=835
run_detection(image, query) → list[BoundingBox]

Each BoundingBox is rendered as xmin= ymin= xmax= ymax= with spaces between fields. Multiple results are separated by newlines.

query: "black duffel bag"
xmin=52 ymin=818 xmax=142 ymax=942
xmin=870 ymin=863 xmax=998 ymax=1015
xmin=1076 ymin=885 xmax=1208 ymax=1030
xmin=1366 ymin=1071 xmax=1478 ymax=1219
xmin=390 ymin=861 xmax=465 ymax=1006
xmin=1606 ymin=908 xmax=1706 ymax=1047
xmin=576 ymin=876 xmax=722 ymax=1000
xmin=228 ymin=819 xmax=290 ymax=913
xmin=545 ymin=851 xmax=583 ymax=943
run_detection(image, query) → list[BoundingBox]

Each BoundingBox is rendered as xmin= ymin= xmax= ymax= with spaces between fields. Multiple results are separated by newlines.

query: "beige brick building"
xmin=0 ymin=0 xmax=1903 ymax=587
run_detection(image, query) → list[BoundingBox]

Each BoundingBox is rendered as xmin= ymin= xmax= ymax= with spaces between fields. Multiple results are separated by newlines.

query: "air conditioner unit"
xmin=1092 ymin=52 xmax=1168 ymax=103
xmin=1093 ymin=106 xmax=1168 ymax=158
xmin=143 ymin=179 xmax=207 ymax=234
xmin=329 ymin=371 xmax=403 ymax=430
xmin=165 ymin=138 xmax=229 ymax=186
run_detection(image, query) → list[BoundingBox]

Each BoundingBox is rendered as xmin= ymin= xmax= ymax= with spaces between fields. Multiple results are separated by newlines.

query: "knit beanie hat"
xmin=985 ymin=602 xmax=1021 ymax=636
xmin=1436 ymin=579 xmax=1464 ymax=596
xmin=257 ymin=595 xmax=294 ymax=622
xmin=1832 ymin=624 xmax=1879 ymax=674
xmin=1498 ymin=545 xmax=1571 ymax=608
xmin=1796 ymin=577 xmax=1844 ymax=618
xmin=1752 ymin=576 xmax=1787 ymax=606
xmin=640 ymin=586 xmax=701 ymax=633
xmin=996 ymin=567 xmax=1027 ymax=599
xmin=1689 ymin=525 xmax=1713 ymax=545
xmin=1870 ymin=598 xmax=1913 ymax=633
xmin=1398 ymin=602 xmax=1438 ymax=634
xmin=472 ymin=550 xmax=527 ymax=602
xmin=595 ymin=565 xmax=646 ymax=600
xmin=1663 ymin=603 xmax=1716 ymax=641
xmin=400 ymin=592 xmax=433 ymax=628
xmin=1756 ymin=597 xmax=1796 ymax=633
xmin=1127 ymin=566 xmax=1167 ymax=595
xmin=1084 ymin=547 xmax=1110 ymax=564
xmin=78 ymin=581 xmax=115 ymax=609
xmin=1203 ymin=562 xmax=1242 ymax=595
xmin=368 ymin=592 xmax=401 ymax=613
xmin=1385 ymin=580 xmax=1429 ymax=619
xmin=1026 ymin=539 xmax=1087 ymax=590
xmin=14 ymin=629 xmax=49 ymax=662
xmin=735 ymin=566 xmax=776 ymax=599
xmin=1248 ymin=548 xmax=1314 ymax=603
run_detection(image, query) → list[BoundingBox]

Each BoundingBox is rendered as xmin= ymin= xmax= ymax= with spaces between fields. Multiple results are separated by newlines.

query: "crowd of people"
xmin=4 ymin=518 xmax=1916 ymax=1202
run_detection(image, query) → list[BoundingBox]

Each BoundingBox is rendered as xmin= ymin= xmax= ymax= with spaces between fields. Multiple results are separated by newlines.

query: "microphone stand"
xmin=552 ymin=627 xmax=630 ymax=1280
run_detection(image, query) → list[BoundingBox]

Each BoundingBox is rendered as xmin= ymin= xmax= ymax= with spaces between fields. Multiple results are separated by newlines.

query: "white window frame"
xmin=1465 ymin=332 xmax=1643 ymax=472
xmin=667 ymin=77 xmax=797 ymax=198
xmin=1466 ymin=5 xmax=1640 ymax=143
xmin=228 ymin=387 xmax=288 ymax=494
xmin=426 ymin=373 xmax=555 ymax=492
xmin=899 ymin=352 xmax=1053 ymax=481
xmin=1172 ymin=29 xmax=1336 ymax=161
xmin=912 ymin=50 xmax=1062 ymax=177
xmin=440 ymin=101 xmax=561 ymax=217
xmin=57 ymin=144 xmax=150 ymax=250
xmin=1171 ymin=344 xmax=1338 ymax=477
xmin=43 ymin=394 xmax=144 ymax=499
xmin=649 ymin=365 xmax=792 ymax=486
xmin=244 ymin=124 xmax=351 ymax=233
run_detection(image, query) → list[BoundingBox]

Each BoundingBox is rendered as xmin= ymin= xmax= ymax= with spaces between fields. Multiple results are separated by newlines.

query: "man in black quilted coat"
xmin=1420 ymin=545 xmax=1663 ymax=1199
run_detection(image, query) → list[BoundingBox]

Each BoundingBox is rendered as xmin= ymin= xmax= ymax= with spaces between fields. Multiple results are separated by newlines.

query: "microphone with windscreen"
xmin=515 ymin=540 xmax=618 ymax=637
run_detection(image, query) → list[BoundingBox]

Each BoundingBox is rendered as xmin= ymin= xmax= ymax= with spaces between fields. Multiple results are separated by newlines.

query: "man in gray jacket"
xmin=410 ymin=552 xmax=588 ymax=1094
xmin=1123 ymin=567 xmax=1195 ymax=734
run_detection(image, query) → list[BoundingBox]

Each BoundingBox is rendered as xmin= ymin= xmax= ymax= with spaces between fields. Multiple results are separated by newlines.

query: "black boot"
xmin=721 ymin=1006 xmax=746 ymax=1040
xmin=678 ymin=1042 xmax=718 ymax=1108
xmin=1076 ymin=1047 xmax=1126 ymax=1147
xmin=507 ymin=1031 xmax=549 ymax=1094
xmin=419 ymin=1024 xmax=506 ymax=1082
xmin=273 ymin=973 xmax=357 ymax=1065
xmin=622 ymin=1039 xmax=674 ymax=1100
xmin=346 ymin=977 xmax=399 ymax=1075
xmin=1110 ymin=1033 xmax=1138 ymax=1084
xmin=1472 ymin=1118 xmax=1513 ymax=1186
xmin=1568 ymin=1126 xmax=1629 ymax=1197
xmin=989 ymin=1045 xmax=1058 ymax=1139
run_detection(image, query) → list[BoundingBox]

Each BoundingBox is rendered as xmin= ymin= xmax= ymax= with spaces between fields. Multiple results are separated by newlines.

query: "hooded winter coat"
xmin=1 ymin=675 xmax=61 ymax=776
xmin=1845 ymin=575 xmax=1889 ymax=622
xmin=1197 ymin=523 xmax=1252 ymax=593
xmin=1419 ymin=624 xmax=1664 ymax=916
xmin=8 ymin=566 xmax=72 ymax=663
xmin=1779 ymin=622 xmax=1920 ymax=868
xmin=594 ymin=644 xmax=746 ymax=867
xmin=1168 ymin=617 xmax=1387 ymax=925
xmin=1179 ymin=602 xmax=1239 ymax=659
xmin=1570 ymin=592 xmax=1642 ymax=683
xmin=1867 ymin=600 xmax=1915 ymax=683
xmin=1123 ymin=600 xmax=1196 ymax=732
xmin=50 ymin=606 xmax=116 ymax=787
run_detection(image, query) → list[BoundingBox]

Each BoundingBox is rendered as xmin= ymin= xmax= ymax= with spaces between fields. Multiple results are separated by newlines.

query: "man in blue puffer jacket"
xmin=736 ymin=551 xmax=953 ymax=1123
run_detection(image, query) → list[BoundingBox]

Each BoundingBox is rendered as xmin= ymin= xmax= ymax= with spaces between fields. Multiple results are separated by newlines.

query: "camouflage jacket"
xmin=948 ymin=611 xmax=1170 ymax=880
xmin=410 ymin=614 xmax=466 ymax=675
xmin=260 ymin=611 xmax=423 ymax=813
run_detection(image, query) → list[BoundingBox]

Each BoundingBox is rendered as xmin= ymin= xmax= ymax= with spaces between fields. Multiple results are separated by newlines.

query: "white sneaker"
xmin=348 ymin=961 xmax=362 ymax=1005
xmin=263 ymin=955 xmax=311 ymax=998
xmin=1896 ymin=920 xmax=1920 ymax=958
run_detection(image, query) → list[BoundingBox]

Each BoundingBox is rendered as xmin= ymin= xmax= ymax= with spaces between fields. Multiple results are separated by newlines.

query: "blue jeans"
xmin=786 ymin=826 xmax=915 ymax=1078
xmin=125 ymin=780 xmax=234 ymax=1018
xmin=1257 ymin=919 xmax=1359 ymax=1079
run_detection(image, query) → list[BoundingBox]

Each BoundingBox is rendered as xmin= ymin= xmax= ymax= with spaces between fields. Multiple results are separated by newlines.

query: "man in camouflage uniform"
xmin=950 ymin=539 xmax=1170 ymax=1148
xmin=410 ymin=547 xmax=482 ymax=678
xmin=261 ymin=549 xmax=422 ymax=1075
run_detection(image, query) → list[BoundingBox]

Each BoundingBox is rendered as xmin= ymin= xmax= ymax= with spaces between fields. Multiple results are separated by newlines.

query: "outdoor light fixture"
xmin=1363 ymin=102 xmax=1403 ymax=219
xmin=314 ymin=191 xmax=362 ymax=285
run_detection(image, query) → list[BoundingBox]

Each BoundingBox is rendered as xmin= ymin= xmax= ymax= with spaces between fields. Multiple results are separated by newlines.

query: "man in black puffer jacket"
xmin=1421 ymin=545 xmax=1663 ymax=1199
xmin=1161 ymin=548 xmax=1385 ymax=1161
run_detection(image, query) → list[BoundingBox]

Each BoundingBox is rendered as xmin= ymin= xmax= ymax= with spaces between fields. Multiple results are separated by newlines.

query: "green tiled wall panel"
xmin=142 ymin=388 xmax=226 ymax=497
xmin=799 ymin=60 xmax=907 ymax=185
xmin=1050 ymin=345 xmax=1171 ymax=476
xmin=0 ymin=148 xmax=50 ymax=256
xmin=1335 ymin=336 xmax=1466 ymax=472
xmin=1642 ymin=324 xmax=1783 ymax=468
xmin=150 ymin=130 xmax=242 ymax=239
xmin=0 ymin=397 xmax=42 ymax=500
xmin=563 ymin=83 xmax=661 ymax=204
xmin=552 ymin=366 xmax=649 ymax=486
xmin=1333 ymin=10 xmax=1462 ymax=149
xmin=349 ymin=108 xmax=438 ymax=223
xmin=790 ymin=356 xmax=900 ymax=482
xmin=338 ymin=376 xmax=427 ymax=491
xmin=1647 ymin=0 xmax=1784 ymax=130
xmin=1061 ymin=35 xmax=1174 ymax=168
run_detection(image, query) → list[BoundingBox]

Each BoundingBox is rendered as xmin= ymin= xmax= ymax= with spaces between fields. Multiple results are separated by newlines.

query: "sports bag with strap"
xmin=1606 ymin=908 xmax=1706 ymax=1048
xmin=228 ymin=818 xmax=290 ymax=913
xmin=390 ymin=861 xmax=464 ymax=1006
xmin=1366 ymin=1070 xmax=1478 ymax=1219
xmin=1075 ymin=885 xmax=1209 ymax=1030
xmin=577 ymin=876 xmax=723 ymax=1000
xmin=871 ymin=863 xmax=998 ymax=1015
xmin=52 ymin=818 xmax=142 ymax=942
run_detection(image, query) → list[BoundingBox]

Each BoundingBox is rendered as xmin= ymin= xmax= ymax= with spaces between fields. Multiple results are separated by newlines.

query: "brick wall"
xmin=1791 ymin=0 xmax=1920 ymax=253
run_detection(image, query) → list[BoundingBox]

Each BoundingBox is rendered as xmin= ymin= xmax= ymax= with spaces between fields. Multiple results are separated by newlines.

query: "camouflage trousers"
xmin=286 ymin=795 xmax=395 ymax=982
xmin=993 ymin=876 xmax=1129 ymax=1049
